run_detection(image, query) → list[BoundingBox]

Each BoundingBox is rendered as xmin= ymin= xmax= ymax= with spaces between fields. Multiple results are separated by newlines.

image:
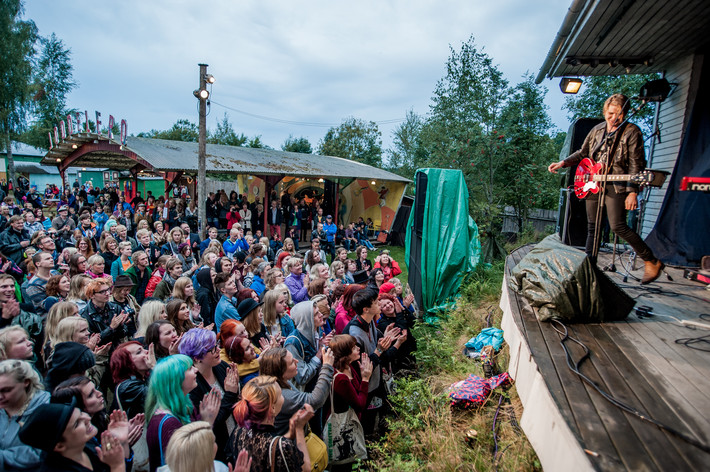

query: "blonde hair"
xmin=274 ymin=283 xmax=292 ymax=305
xmin=55 ymin=317 xmax=89 ymax=344
xmin=87 ymin=254 xmax=105 ymax=269
xmin=0 ymin=359 xmax=44 ymax=399
xmin=67 ymin=274 xmax=91 ymax=302
xmin=172 ymin=277 xmax=196 ymax=308
xmin=136 ymin=300 xmax=165 ymax=339
xmin=329 ymin=260 xmax=344 ymax=280
xmin=262 ymin=288 xmax=286 ymax=328
xmin=0 ymin=326 xmax=29 ymax=361
xmin=46 ymin=301 xmax=80 ymax=348
xmin=309 ymin=263 xmax=326 ymax=280
xmin=118 ymin=241 xmax=132 ymax=253
xmin=264 ymin=268 xmax=283 ymax=291
xmin=165 ymin=421 xmax=216 ymax=472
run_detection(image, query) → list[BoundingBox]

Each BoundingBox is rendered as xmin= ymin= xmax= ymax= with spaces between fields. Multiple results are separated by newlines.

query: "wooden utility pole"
xmin=196 ymin=63 xmax=208 ymax=239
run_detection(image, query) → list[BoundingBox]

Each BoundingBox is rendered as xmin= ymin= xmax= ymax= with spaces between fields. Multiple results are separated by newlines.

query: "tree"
xmin=497 ymin=74 xmax=560 ymax=231
xmin=563 ymin=73 xmax=660 ymax=137
xmin=138 ymin=119 xmax=199 ymax=142
xmin=0 ymin=0 xmax=37 ymax=188
xmin=282 ymin=135 xmax=312 ymax=154
xmin=209 ymin=113 xmax=247 ymax=146
xmin=246 ymin=135 xmax=271 ymax=149
xmin=21 ymin=33 xmax=76 ymax=149
xmin=416 ymin=36 xmax=509 ymax=227
xmin=386 ymin=109 xmax=422 ymax=179
xmin=318 ymin=117 xmax=382 ymax=167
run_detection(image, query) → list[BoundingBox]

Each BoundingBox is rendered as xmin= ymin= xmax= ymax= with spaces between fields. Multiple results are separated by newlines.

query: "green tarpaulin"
xmin=405 ymin=169 xmax=481 ymax=315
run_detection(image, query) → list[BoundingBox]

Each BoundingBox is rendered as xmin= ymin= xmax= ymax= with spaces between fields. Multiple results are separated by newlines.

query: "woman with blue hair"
xmin=178 ymin=328 xmax=240 ymax=462
xmin=145 ymin=354 xmax=222 ymax=472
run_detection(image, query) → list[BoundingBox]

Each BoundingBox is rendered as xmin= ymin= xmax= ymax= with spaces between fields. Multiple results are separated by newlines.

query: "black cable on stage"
xmin=549 ymin=319 xmax=710 ymax=454
xmin=675 ymin=314 xmax=710 ymax=352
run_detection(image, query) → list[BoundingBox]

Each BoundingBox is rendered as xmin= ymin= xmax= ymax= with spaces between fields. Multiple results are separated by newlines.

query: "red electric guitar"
xmin=573 ymin=158 xmax=668 ymax=199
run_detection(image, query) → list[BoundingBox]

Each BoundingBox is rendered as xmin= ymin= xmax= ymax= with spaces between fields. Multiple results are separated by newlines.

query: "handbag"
xmin=304 ymin=425 xmax=328 ymax=472
xmin=116 ymin=381 xmax=150 ymax=472
xmin=324 ymin=373 xmax=367 ymax=465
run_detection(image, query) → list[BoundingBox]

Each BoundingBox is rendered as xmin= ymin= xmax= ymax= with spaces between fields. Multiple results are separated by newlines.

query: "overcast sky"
xmin=25 ymin=0 xmax=573 ymax=153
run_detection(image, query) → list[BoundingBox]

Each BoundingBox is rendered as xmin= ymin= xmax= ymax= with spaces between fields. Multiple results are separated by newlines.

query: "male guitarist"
xmin=548 ymin=93 xmax=663 ymax=284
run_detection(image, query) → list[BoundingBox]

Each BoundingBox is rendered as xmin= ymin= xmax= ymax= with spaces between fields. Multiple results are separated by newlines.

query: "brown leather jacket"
xmin=563 ymin=121 xmax=646 ymax=193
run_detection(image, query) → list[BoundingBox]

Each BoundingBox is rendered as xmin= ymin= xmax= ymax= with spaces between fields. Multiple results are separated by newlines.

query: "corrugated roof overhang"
xmin=536 ymin=0 xmax=710 ymax=83
xmin=41 ymin=134 xmax=410 ymax=183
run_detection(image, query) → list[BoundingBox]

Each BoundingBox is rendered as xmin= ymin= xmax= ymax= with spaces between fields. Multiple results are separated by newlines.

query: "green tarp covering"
xmin=509 ymin=234 xmax=634 ymax=323
xmin=405 ymin=169 xmax=481 ymax=315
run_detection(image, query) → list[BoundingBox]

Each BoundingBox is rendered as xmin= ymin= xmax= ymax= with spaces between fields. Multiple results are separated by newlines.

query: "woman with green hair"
xmin=145 ymin=354 xmax=221 ymax=472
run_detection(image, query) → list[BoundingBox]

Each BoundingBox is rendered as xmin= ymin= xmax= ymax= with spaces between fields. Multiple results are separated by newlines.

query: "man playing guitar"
xmin=548 ymin=93 xmax=664 ymax=284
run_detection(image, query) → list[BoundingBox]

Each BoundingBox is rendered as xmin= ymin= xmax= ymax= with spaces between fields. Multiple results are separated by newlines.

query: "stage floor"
xmin=501 ymin=244 xmax=710 ymax=472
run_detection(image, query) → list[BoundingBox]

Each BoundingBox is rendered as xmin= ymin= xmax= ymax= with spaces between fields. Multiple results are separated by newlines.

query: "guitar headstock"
xmin=632 ymin=170 xmax=655 ymax=185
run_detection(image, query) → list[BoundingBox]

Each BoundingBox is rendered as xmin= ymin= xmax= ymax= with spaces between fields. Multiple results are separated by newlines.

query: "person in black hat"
xmin=19 ymin=402 xmax=126 ymax=472
xmin=237 ymin=298 xmax=268 ymax=349
xmin=110 ymin=275 xmax=139 ymax=339
xmin=44 ymin=341 xmax=97 ymax=393
xmin=52 ymin=205 xmax=76 ymax=241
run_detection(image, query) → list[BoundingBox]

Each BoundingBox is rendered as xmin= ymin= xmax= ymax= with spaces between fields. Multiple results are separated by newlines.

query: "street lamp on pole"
xmin=194 ymin=63 xmax=212 ymax=239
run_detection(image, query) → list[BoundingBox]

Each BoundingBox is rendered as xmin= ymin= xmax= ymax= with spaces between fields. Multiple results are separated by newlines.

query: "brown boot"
xmin=641 ymin=259 xmax=664 ymax=284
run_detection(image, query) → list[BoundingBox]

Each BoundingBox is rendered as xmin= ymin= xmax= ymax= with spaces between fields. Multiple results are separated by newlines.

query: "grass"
xmin=356 ymin=243 xmax=541 ymax=472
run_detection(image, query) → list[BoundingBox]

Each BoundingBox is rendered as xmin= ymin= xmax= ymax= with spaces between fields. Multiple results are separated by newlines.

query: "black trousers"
xmin=584 ymin=185 xmax=655 ymax=262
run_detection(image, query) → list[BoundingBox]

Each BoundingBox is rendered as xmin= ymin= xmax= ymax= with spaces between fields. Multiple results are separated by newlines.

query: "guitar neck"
xmin=592 ymin=174 xmax=635 ymax=182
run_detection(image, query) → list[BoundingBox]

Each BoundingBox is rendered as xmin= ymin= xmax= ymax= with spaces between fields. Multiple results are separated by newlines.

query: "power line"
xmin=210 ymin=100 xmax=405 ymax=128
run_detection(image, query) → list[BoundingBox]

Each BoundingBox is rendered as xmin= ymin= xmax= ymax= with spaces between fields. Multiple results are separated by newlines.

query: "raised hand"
xmin=229 ymin=449 xmax=252 ymax=472
xmin=322 ymin=346 xmax=335 ymax=366
xmin=199 ymin=386 xmax=222 ymax=425
xmin=224 ymin=363 xmax=240 ymax=394
xmin=87 ymin=333 xmax=101 ymax=351
xmin=377 ymin=335 xmax=393 ymax=352
xmin=96 ymin=431 xmax=125 ymax=470
xmin=1 ymin=299 xmax=20 ymax=320
xmin=94 ymin=342 xmax=112 ymax=357
xmin=168 ymin=334 xmax=183 ymax=355
xmin=127 ymin=414 xmax=145 ymax=446
xmin=146 ymin=344 xmax=157 ymax=370
xmin=359 ymin=353 xmax=373 ymax=381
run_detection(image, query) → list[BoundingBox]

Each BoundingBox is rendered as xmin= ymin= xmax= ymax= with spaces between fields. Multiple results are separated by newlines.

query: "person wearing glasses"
xmin=179 ymin=328 xmax=241 ymax=462
xmin=80 ymin=279 xmax=130 ymax=348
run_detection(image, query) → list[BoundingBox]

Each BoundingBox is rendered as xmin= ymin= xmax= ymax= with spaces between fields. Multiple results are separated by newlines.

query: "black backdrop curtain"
xmin=645 ymin=53 xmax=710 ymax=267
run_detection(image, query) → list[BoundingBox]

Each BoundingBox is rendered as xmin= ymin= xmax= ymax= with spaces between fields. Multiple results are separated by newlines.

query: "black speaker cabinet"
xmin=557 ymin=118 xmax=603 ymax=247
xmin=408 ymin=172 xmax=427 ymax=309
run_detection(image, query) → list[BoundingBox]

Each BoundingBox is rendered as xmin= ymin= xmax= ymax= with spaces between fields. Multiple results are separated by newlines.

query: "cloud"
xmin=25 ymin=0 xmax=572 ymax=150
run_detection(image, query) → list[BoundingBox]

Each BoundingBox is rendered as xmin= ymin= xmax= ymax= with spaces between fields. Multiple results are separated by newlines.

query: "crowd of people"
xmin=0 ymin=181 xmax=416 ymax=472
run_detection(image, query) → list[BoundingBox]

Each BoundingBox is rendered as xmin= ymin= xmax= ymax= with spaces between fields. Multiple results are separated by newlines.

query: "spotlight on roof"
xmin=560 ymin=77 xmax=583 ymax=94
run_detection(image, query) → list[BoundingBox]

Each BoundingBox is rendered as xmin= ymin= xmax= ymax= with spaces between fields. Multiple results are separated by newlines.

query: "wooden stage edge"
xmin=500 ymin=244 xmax=710 ymax=472
xmin=500 ymin=284 xmax=596 ymax=472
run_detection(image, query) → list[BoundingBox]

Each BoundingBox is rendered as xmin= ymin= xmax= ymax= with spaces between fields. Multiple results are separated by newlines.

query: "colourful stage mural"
xmin=338 ymin=179 xmax=406 ymax=231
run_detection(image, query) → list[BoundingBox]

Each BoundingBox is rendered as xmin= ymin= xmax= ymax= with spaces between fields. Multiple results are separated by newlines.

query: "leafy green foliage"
xmin=281 ymin=135 xmax=312 ymax=153
xmin=369 ymin=260 xmax=540 ymax=471
xmin=20 ymin=33 xmax=77 ymax=149
xmin=318 ymin=116 xmax=383 ymax=167
xmin=209 ymin=113 xmax=247 ymax=146
xmin=138 ymin=119 xmax=199 ymax=142
xmin=386 ymin=109 xmax=423 ymax=180
xmin=392 ymin=37 xmax=561 ymax=233
xmin=246 ymin=135 xmax=271 ymax=149
xmin=0 ymin=0 xmax=38 ymax=185
xmin=563 ymin=73 xmax=661 ymax=136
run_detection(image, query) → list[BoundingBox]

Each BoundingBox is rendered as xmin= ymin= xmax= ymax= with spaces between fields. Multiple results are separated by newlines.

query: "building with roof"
xmin=39 ymin=132 xmax=410 ymax=231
